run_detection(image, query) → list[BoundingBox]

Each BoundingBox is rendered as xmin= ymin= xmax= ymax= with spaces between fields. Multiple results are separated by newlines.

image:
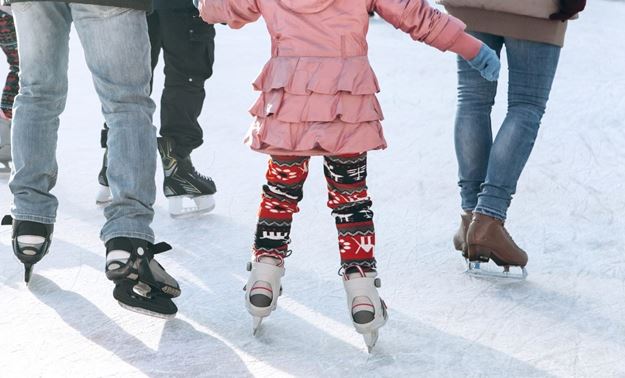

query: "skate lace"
xmin=255 ymin=250 xmax=292 ymax=267
xmin=339 ymin=261 xmax=377 ymax=278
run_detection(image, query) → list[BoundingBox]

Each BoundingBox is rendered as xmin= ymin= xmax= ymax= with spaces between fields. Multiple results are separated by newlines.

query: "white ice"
xmin=1 ymin=2 xmax=625 ymax=377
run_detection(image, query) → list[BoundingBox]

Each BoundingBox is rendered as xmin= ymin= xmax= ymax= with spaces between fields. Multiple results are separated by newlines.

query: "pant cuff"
xmin=473 ymin=206 xmax=506 ymax=221
xmin=11 ymin=213 xmax=56 ymax=225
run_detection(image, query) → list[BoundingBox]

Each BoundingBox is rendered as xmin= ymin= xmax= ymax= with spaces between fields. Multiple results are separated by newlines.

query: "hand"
xmin=550 ymin=0 xmax=586 ymax=21
xmin=467 ymin=44 xmax=500 ymax=82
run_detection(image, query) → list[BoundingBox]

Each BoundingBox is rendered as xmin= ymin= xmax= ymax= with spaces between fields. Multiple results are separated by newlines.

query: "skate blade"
xmin=465 ymin=261 xmax=528 ymax=280
xmin=252 ymin=316 xmax=263 ymax=336
xmin=168 ymin=195 xmax=216 ymax=218
xmin=117 ymin=301 xmax=176 ymax=320
xmin=363 ymin=331 xmax=379 ymax=353
xmin=96 ymin=184 xmax=112 ymax=206
xmin=24 ymin=264 xmax=33 ymax=284
xmin=0 ymin=161 xmax=11 ymax=174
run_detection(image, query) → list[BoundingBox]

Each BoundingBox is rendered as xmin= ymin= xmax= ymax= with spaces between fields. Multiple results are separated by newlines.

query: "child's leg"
xmin=0 ymin=12 xmax=18 ymax=120
xmin=253 ymin=155 xmax=310 ymax=261
xmin=324 ymin=153 xmax=376 ymax=272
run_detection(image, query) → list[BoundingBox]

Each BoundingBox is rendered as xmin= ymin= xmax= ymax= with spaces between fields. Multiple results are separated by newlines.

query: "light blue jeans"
xmin=9 ymin=2 xmax=157 ymax=243
xmin=455 ymin=32 xmax=561 ymax=220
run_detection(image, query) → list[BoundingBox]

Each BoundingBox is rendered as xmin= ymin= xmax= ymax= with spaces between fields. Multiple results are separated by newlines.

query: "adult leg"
xmin=72 ymin=4 xmax=157 ymax=242
xmin=475 ymin=38 xmax=561 ymax=220
xmin=454 ymin=32 xmax=503 ymax=212
xmin=158 ymin=7 xmax=215 ymax=157
xmin=9 ymin=2 xmax=71 ymax=224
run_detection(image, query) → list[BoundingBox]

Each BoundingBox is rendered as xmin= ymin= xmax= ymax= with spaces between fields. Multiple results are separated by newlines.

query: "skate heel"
xmin=244 ymin=256 xmax=285 ymax=335
xmin=343 ymin=269 xmax=388 ymax=353
xmin=467 ymin=245 xmax=493 ymax=263
xmin=168 ymin=194 xmax=215 ymax=218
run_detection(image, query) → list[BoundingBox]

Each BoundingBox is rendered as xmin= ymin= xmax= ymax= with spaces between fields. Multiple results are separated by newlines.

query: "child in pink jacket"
xmin=199 ymin=0 xmax=499 ymax=351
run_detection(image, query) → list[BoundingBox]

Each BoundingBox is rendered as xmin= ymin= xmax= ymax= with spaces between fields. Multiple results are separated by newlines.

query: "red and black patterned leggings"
xmin=0 ymin=11 xmax=18 ymax=120
xmin=254 ymin=153 xmax=376 ymax=272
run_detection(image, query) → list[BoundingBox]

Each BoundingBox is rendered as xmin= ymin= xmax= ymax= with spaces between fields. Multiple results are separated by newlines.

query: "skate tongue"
xmin=258 ymin=256 xmax=282 ymax=266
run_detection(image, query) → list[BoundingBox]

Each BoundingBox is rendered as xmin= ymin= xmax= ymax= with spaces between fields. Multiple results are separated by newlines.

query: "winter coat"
xmin=5 ymin=0 xmax=151 ymax=11
xmin=437 ymin=0 xmax=569 ymax=46
xmin=199 ymin=0 xmax=476 ymax=156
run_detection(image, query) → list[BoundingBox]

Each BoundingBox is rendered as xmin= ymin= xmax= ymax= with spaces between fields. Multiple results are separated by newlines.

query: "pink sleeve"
xmin=373 ymin=0 xmax=467 ymax=52
xmin=199 ymin=0 xmax=261 ymax=29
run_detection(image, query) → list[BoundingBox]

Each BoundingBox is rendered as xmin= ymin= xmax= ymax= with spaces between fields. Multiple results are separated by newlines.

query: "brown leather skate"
xmin=452 ymin=211 xmax=472 ymax=257
xmin=466 ymin=213 xmax=528 ymax=268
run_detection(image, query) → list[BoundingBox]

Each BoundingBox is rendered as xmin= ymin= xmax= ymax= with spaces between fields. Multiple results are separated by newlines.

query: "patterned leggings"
xmin=0 ymin=11 xmax=18 ymax=120
xmin=253 ymin=153 xmax=377 ymax=272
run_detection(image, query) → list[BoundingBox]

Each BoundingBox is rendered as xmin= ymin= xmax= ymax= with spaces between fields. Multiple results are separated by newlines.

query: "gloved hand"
xmin=467 ymin=44 xmax=500 ymax=82
xmin=550 ymin=0 xmax=586 ymax=21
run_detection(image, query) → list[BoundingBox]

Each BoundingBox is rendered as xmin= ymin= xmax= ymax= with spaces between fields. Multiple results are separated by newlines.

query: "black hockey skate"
xmin=2 ymin=215 xmax=54 ymax=284
xmin=105 ymin=237 xmax=180 ymax=318
xmin=158 ymin=137 xmax=217 ymax=217
xmin=95 ymin=125 xmax=112 ymax=205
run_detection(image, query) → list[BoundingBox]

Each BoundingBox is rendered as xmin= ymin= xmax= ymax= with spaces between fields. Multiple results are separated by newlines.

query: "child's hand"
xmin=467 ymin=44 xmax=500 ymax=82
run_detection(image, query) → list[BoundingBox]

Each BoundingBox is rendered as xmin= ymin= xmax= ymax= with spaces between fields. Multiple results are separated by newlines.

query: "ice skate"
xmin=452 ymin=211 xmax=472 ymax=258
xmin=243 ymin=254 xmax=285 ymax=335
xmin=465 ymin=213 xmax=528 ymax=280
xmin=2 ymin=215 xmax=54 ymax=284
xmin=343 ymin=267 xmax=388 ymax=353
xmin=95 ymin=126 xmax=112 ymax=205
xmin=158 ymin=137 xmax=217 ymax=218
xmin=0 ymin=117 xmax=11 ymax=173
xmin=105 ymin=237 xmax=181 ymax=318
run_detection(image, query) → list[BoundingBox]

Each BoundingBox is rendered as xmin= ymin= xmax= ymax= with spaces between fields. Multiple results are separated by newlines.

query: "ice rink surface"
xmin=1 ymin=2 xmax=625 ymax=377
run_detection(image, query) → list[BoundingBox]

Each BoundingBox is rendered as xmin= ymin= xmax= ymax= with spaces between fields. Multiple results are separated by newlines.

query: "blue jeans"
xmin=9 ymin=3 xmax=157 ymax=243
xmin=454 ymin=32 xmax=561 ymax=220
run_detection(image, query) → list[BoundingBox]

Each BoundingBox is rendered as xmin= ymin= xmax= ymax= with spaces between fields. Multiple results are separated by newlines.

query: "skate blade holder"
xmin=465 ymin=261 xmax=528 ymax=280
xmin=0 ymin=160 xmax=12 ymax=174
xmin=116 ymin=281 xmax=177 ymax=320
xmin=96 ymin=185 xmax=113 ymax=206
xmin=168 ymin=195 xmax=215 ymax=218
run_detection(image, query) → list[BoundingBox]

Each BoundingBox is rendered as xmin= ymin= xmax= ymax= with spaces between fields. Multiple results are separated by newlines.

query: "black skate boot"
xmin=96 ymin=125 xmax=112 ymax=205
xmin=2 ymin=215 xmax=54 ymax=284
xmin=0 ymin=117 xmax=11 ymax=173
xmin=105 ymin=237 xmax=180 ymax=318
xmin=157 ymin=137 xmax=217 ymax=217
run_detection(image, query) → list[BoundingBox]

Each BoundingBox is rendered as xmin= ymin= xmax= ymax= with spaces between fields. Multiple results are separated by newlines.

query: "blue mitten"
xmin=467 ymin=44 xmax=500 ymax=82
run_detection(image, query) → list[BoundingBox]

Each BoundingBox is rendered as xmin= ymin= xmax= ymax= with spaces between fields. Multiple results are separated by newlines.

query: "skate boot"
xmin=2 ymin=215 xmax=53 ymax=284
xmin=105 ymin=237 xmax=181 ymax=318
xmin=452 ymin=211 xmax=472 ymax=258
xmin=243 ymin=254 xmax=285 ymax=335
xmin=466 ymin=213 xmax=528 ymax=279
xmin=0 ymin=117 xmax=11 ymax=173
xmin=95 ymin=125 xmax=112 ymax=205
xmin=158 ymin=137 xmax=217 ymax=217
xmin=343 ymin=266 xmax=388 ymax=353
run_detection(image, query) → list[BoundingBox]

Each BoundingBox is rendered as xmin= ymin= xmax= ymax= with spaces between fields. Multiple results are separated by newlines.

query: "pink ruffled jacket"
xmin=200 ymin=0 xmax=479 ymax=156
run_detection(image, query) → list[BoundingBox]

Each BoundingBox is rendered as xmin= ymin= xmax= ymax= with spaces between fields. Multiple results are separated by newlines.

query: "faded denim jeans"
xmin=455 ymin=32 xmax=561 ymax=220
xmin=10 ymin=2 xmax=157 ymax=242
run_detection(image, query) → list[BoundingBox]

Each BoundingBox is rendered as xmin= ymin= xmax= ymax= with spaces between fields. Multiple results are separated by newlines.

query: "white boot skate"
xmin=343 ymin=267 xmax=388 ymax=353
xmin=0 ymin=118 xmax=11 ymax=173
xmin=244 ymin=254 xmax=285 ymax=335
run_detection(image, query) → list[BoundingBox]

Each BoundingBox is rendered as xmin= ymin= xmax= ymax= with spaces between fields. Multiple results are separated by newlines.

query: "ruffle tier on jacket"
xmin=245 ymin=56 xmax=388 ymax=156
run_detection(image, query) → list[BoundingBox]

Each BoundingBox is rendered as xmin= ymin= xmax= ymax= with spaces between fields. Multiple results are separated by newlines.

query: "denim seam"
xmin=473 ymin=206 xmax=506 ymax=221
xmin=11 ymin=213 xmax=56 ymax=224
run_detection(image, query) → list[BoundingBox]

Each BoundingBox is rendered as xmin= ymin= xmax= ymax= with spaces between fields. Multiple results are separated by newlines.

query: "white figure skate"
xmin=343 ymin=267 xmax=388 ymax=353
xmin=244 ymin=255 xmax=285 ymax=335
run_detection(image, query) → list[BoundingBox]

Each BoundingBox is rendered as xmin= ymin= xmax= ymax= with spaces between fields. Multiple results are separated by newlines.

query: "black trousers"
xmin=148 ymin=7 xmax=215 ymax=158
